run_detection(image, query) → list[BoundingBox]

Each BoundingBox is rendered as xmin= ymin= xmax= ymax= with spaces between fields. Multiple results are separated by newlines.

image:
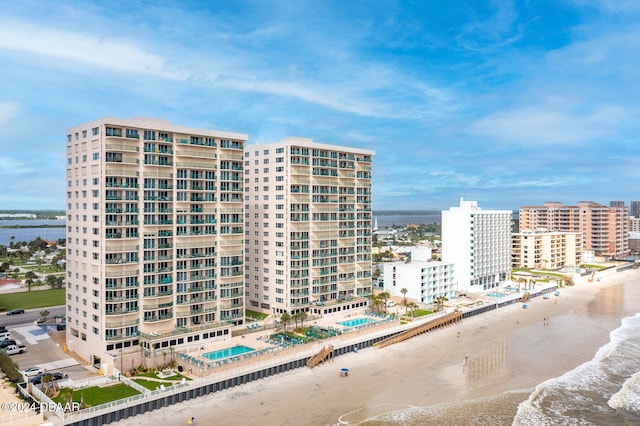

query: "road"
xmin=1 ymin=306 xmax=65 ymax=328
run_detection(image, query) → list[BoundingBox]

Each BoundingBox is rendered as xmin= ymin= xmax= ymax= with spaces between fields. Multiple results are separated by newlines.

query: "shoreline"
xmin=115 ymin=269 xmax=640 ymax=426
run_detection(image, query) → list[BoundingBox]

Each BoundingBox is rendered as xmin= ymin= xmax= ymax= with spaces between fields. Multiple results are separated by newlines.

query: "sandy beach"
xmin=115 ymin=268 xmax=640 ymax=426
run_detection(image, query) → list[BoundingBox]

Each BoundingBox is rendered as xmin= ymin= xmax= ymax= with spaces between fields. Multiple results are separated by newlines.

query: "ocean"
xmin=362 ymin=312 xmax=640 ymax=425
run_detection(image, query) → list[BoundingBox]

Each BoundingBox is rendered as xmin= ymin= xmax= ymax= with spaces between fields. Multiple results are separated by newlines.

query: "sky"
xmin=1 ymin=0 xmax=639 ymax=211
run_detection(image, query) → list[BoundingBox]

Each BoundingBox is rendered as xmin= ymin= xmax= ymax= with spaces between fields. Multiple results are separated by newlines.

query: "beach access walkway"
xmin=373 ymin=310 xmax=463 ymax=348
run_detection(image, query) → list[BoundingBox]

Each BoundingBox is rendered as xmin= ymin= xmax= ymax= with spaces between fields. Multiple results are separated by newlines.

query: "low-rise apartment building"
xmin=511 ymin=230 xmax=582 ymax=269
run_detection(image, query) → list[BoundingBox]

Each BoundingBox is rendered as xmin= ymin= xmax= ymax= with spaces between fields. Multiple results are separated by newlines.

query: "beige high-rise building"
xmin=519 ymin=201 xmax=629 ymax=259
xmin=244 ymin=137 xmax=374 ymax=316
xmin=65 ymin=117 xmax=247 ymax=371
xmin=511 ymin=230 xmax=582 ymax=269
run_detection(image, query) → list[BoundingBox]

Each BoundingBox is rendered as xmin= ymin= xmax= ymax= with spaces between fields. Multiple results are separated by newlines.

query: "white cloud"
xmin=0 ymin=156 xmax=35 ymax=176
xmin=0 ymin=101 xmax=21 ymax=126
xmin=571 ymin=0 xmax=640 ymax=12
xmin=0 ymin=20 xmax=188 ymax=80
xmin=467 ymin=104 xmax=631 ymax=146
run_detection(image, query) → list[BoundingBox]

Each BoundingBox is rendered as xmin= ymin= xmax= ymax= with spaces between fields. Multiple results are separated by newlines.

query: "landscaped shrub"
xmin=0 ymin=353 xmax=24 ymax=382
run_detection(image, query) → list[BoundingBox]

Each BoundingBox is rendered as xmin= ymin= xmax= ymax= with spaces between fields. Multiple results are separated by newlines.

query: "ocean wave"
xmin=358 ymin=390 xmax=531 ymax=426
xmin=513 ymin=313 xmax=640 ymax=425
xmin=608 ymin=370 xmax=640 ymax=413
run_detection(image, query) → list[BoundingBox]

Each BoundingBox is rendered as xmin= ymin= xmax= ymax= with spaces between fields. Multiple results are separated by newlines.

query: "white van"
xmin=0 ymin=331 xmax=12 ymax=340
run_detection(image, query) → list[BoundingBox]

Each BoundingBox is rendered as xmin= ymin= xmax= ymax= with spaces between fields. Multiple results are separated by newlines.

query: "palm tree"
xmin=372 ymin=296 xmax=383 ymax=314
xmin=378 ymin=291 xmax=390 ymax=310
xmin=408 ymin=302 xmax=418 ymax=317
xmin=280 ymin=312 xmax=291 ymax=332
xmin=367 ymin=294 xmax=377 ymax=312
xmin=299 ymin=311 xmax=308 ymax=328
xmin=139 ymin=342 xmax=146 ymax=370
xmin=61 ymin=387 xmax=74 ymax=407
xmin=436 ymin=296 xmax=448 ymax=312
xmin=25 ymin=270 xmax=37 ymax=292
xmin=400 ymin=288 xmax=408 ymax=308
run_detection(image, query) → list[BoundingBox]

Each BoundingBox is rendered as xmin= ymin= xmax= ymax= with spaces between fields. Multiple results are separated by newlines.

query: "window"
xmin=92 ymin=153 xmax=99 ymax=160
xmin=276 ymin=157 xmax=284 ymax=163
xmin=92 ymin=127 xmax=99 ymax=136
xmin=82 ymin=130 xmax=87 ymax=138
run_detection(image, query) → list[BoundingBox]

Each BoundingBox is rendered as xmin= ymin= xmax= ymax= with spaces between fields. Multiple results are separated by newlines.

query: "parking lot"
xmin=4 ymin=322 xmax=96 ymax=382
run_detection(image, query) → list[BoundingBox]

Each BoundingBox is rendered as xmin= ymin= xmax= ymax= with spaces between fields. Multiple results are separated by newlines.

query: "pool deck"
xmin=175 ymin=308 xmax=398 ymax=378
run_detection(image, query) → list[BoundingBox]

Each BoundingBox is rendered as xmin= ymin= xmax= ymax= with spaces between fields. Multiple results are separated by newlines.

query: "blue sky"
xmin=1 ymin=0 xmax=639 ymax=211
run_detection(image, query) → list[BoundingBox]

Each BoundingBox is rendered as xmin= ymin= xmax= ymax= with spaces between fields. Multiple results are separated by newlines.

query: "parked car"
xmin=21 ymin=366 xmax=45 ymax=377
xmin=56 ymin=324 xmax=66 ymax=331
xmin=6 ymin=309 xmax=25 ymax=315
xmin=0 ymin=325 xmax=6 ymax=333
xmin=4 ymin=344 xmax=26 ymax=355
xmin=30 ymin=372 xmax=67 ymax=385
xmin=0 ymin=339 xmax=17 ymax=349
xmin=0 ymin=332 xmax=11 ymax=340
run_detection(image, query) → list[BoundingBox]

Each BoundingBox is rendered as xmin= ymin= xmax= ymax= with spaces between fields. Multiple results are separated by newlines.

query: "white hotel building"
xmin=382 ymin=247 xmax=456 ymax=304
xmin=441 ymin=198 xmax=512 ymax=293
xmin=244 ymin=137 xmax=374 ymax=316
xmin=65 ymin=117 xmax=247 ymax=369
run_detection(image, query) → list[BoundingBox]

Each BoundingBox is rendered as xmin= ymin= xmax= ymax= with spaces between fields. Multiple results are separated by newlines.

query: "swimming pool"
xmin=487 ymin=292 xmax=506 ymax=298
xmin=338 ymin=317 xmax=377 ymax=327
xmin=202 ymin=345 xmax=255 ymax=361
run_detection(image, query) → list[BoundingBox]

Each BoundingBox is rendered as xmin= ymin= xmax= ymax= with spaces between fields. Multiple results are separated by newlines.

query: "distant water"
xmin=0 ymin=220 xmax=66 ymax=245
xmin=375 ymin=214 xmax=441 ymax=227
xmin=362 ymin=312 xmax=640 ymax=425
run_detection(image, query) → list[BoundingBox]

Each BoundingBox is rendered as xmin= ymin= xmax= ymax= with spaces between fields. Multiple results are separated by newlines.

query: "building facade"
xmin=244 ymin=137 xmax=374 ymax=316
xmin=519 ymin=201 xmax=629 ymax=259
xmin=382 ymin=250 xmax=455 ymax=304
xmin=511 ymin=230 xmax=582 ymax=269
xmin=441 ymin=198 xmax=512 ymax=293
xmin=630 ymin=201 xmax=640 ymax=218
xmin=66 ymin=117 xmax=247 ymax=369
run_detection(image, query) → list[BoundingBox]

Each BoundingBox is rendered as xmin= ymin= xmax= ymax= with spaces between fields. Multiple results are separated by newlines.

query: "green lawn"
xmin=245 ymin=309 xmax=268 ymax=320
xmin=132 ymin=378 xmax=171 ymax=391
xmin=20 ymin=265 xmax=64 ymax=273
xmin=134 ymin=370 xmax=191 ymax=381
xmin=581 ymin=264 xmax=608 ymax=270
xmin=0 ymin=288 xmax=65 ymax=311
xmin=52 ymin=383 xmax=140 ymax=407
xmin=403 ymin=309 xmax=432 ymax=318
